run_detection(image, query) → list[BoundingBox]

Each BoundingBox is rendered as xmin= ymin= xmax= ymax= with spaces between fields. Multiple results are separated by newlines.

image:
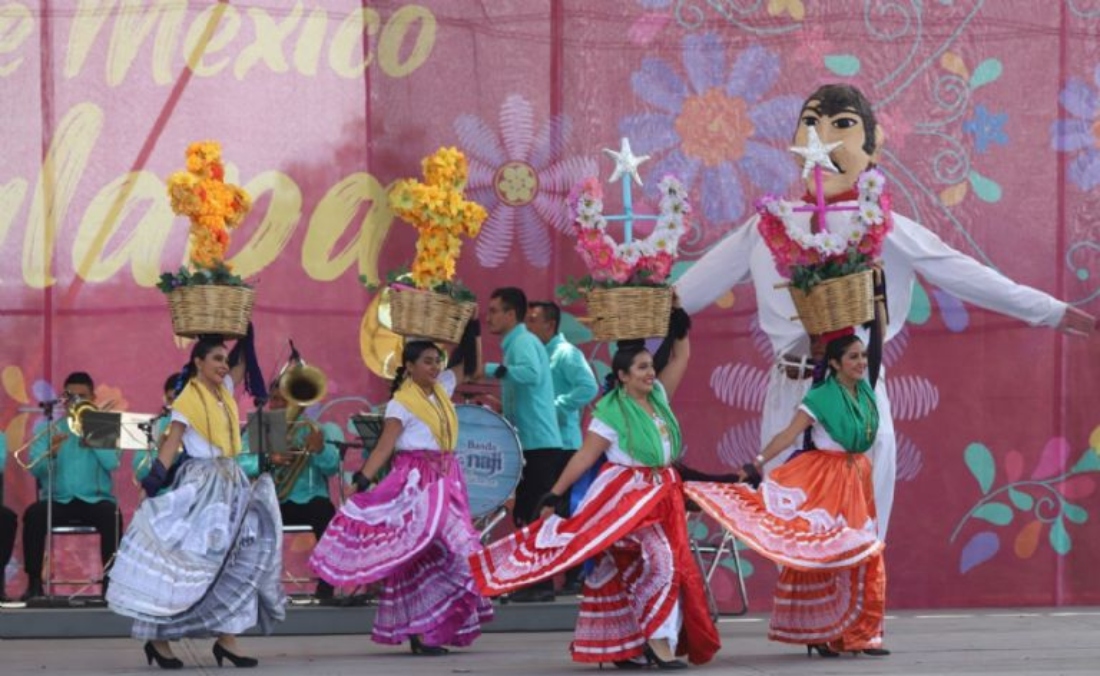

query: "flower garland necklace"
xmin=569 ymin=175 xmax=690 ymax=284
xmin=756 ymin=168 xmax=892 ymax=274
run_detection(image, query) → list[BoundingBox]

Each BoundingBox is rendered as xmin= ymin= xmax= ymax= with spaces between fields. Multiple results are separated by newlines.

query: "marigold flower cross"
xmin=388 ymin=147 xmax=487 ymax=290
xmin=166 ymin=141 xmax=252 ymax=270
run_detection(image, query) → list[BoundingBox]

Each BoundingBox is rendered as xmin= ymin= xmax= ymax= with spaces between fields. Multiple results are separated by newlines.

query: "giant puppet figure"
xmin=676 ymin=84 xmax=1096 ymax=540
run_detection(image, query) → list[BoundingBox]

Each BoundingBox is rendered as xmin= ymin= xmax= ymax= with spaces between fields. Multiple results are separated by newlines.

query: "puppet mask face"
xmin=794 ymin=101 xmax=882 ymax=199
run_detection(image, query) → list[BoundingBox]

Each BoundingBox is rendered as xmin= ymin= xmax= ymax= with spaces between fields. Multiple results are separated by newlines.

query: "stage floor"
xmin=1 ymin=607 xmax=1098 ymax=675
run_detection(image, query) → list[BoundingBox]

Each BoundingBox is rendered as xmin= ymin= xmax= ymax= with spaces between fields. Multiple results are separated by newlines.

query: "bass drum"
xmin=454 ymin=404 xmax=524 ymax=520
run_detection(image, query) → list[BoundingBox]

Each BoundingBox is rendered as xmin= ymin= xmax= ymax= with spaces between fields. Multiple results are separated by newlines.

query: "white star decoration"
xmin=603 ymin=137 xmax=650 ymax=186
xmin=790 ymin=126 xmax=842 ymax=179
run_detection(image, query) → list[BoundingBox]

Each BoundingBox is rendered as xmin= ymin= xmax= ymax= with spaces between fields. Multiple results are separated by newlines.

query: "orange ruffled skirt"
xmin=684 ymin=450 xmax=886 ymax=651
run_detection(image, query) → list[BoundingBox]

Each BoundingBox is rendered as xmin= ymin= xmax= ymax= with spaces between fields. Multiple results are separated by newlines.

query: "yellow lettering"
xmin=106 ymin=0 xmax=185 ymax=86
xmin=328 ymin=7 xmax=379 ymax=79
xmin=0 ymin=2 xmax=34 ymax=77
xmin=378 ymin=5 xmax=436 ymax=78
xmin=0 ymin=178 xmax=28 ymax=247
xmin=182 ymin=3 xmax=239 ymax=77
xmin=293 ymin=7 xmax=327 ymax=76
xmin=226 ymin=170 xmax=302 ymax=278
xmin=234 ymin=2 xmax=301 ymax=80
xmin=72 ymin=171 xmax=173 ymax=285
xmin=24 ymin=103 xmax=103 ymax=288
xmin=64 ymin=0 xmax=115 ymax=80
xmin=303 ymin=173 xmax=392 ymax=283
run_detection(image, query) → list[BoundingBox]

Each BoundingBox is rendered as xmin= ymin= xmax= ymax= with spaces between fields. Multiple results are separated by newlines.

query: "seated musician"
xmin=21 ymin=372 xmax=122 ymax=601
xmin=266 ymin=372 xmax=344 ymax=601
xmin=1 ymin=434 xmax=16 ymax=602
xmin=131 ymin=374 xmax=183 ymax=494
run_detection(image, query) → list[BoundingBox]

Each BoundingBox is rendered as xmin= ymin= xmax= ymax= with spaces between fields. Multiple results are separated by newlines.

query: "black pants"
xmin=280 ymin=498 xmax=336 ymax=596
xmin=513 ymin=449 xmax=573 ymax=593
xmin=279 ymin=498 xmax=336 ymax=541
xmin=514 ymin=449 xmax=573 ymax=528
xmin=22 ymin=499 xmax=122 ymax=582
xmin=0 ymin=505 xmax=16 ymax=591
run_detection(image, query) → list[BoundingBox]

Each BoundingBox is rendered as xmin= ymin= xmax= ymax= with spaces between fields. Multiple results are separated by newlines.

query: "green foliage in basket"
xmin=157 ymin=263 xmax=248 ymax=294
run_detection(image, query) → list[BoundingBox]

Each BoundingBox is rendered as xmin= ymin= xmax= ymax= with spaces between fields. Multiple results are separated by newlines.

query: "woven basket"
xmin=787 ymin=269 xmax=874 ymax=335
xmin=167 ymin=285 xmax=255 ymax=338
xmin=586 ymin=286 xmax=672 ymax=341
xmin=390 ymin=287 xmax=477 ymax=343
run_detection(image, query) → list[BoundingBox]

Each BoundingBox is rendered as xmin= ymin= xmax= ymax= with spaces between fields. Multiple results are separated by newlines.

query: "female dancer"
xmin=107 ymin=336 xmax=285 ymax=669
xmin=309 ymin=334 xmax=491 ymax=655
xmin=470 ymin=317 xmax=721 ymax=669
xmin=686 ymin=331 xmax=887 ymax=657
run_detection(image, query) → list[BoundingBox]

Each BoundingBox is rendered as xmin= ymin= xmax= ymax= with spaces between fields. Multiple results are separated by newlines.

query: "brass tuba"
xmin=271 ymin=345 xmax=328 ymax=501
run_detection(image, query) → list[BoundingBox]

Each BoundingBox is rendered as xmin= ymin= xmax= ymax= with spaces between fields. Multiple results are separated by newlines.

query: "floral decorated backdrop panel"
xmin=0 ymin=0 xmax=1098 ymax=608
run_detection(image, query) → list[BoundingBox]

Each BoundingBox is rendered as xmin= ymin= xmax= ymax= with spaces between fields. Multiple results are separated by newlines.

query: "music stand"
xmin=349 ymin=414 xmax=385 ymax=458
xmin=245 ymin=410 xmax=290 ymax=467
xmin=80 ymin=411 xmax=162 ymax=451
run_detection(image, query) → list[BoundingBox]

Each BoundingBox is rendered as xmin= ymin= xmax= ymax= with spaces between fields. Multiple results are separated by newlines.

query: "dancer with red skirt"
xmin=471 ymin=313 xmax=720 ymax=669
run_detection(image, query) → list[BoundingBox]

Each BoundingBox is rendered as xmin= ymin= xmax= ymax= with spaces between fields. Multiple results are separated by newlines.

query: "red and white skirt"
xmin=684 ymin=450 xmax=886 ymax=651
xmin=471 ymin=464 xmax=721 ymax=664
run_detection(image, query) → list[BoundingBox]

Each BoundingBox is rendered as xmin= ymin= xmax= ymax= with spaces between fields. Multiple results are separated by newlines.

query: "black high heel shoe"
xmin=598 ymin=658 xmax=646 ymax=670
xmin=806 ymin=643 xmax=840 ymax=658
xmin=212 ymin=642 xmax=258 ymax=668
xmin=143 ymin=642 xmax=183 ymax=670
xmin=409 ymin=635 xmax=449 ymax=656
xmin=861 ymin=648 xmax=891 ymax=656
xmin=643 ymin=645 xmax=688 ymax=670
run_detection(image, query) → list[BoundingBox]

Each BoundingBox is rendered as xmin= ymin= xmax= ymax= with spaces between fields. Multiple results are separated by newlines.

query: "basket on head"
xmin=389 ymin=286 xmax=477 ymax=344
xmin=167 ymin=285 xmax=255 ymax=338
xmin=787 ymin=269 xmax=875 ymax=336
xmin=585 ymin=286 xmax=672 ymax=341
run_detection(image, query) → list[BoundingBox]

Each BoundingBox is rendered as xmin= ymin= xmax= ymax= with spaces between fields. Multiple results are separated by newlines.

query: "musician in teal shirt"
xmin=1 ymin=435 xmax=16 ymax=602
xmin=485 ymin=287 xmax=565 ymax=602
xmin=264 ymin=375 xmax=343 ymax=599
xmin=21 ymin=372 xmax=122 ymax=600
xmin=525 ymin=301 xmax=599 ymax=452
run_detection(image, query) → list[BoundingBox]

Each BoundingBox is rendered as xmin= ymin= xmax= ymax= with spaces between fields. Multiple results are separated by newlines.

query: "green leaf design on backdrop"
xmin=964 ymin=442 xmax=996 ymax=494
xmin=1049 ymin=518 xmax=1072 ymax=555
xmin=1007 ymin=488 xmax=1033 ymax=511
xmin=969 ymin=58 xmax=1003 ymax=88
xmin=1063 ymin=503 xmax=1089 ymax=524
xmin=968 ymin=170 xmax=1003 ymax=203
xmin=973 ymin=502 xmax=1013 ymax=526
xmin=908 ymin=280 xmax=932 ymax=324
xmin=824 ymin=54 xmax=861 ymax=76
xmin=1071 ymin=450 xmax=1100 ymax=473
xmin=720 ymin=555 xmax=754 ymax=579
xmin=561 ymin=312 xmax=593 ymax=345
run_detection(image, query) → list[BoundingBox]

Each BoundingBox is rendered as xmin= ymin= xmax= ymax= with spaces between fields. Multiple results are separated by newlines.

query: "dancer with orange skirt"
xmin=471 ymin=312 xmax=721 ymax=670
xmin=685 ymin=331 xmax=887 ymax=657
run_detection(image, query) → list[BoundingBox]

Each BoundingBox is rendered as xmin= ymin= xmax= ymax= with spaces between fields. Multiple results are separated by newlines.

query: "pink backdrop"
xmin=1 ymin=0 xmax=1099 ymax=610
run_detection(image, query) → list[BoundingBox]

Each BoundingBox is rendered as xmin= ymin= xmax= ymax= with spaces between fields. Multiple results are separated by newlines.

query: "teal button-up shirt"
xmin=30 ymin=417 xmax=119 ymax=504
xmin=486 ymin=324 xmax=563 ymax=451
xmin=231 ymin=418 xmax=341 ymax=503
xmin=545 ymin=333 xmax=599 ymax=451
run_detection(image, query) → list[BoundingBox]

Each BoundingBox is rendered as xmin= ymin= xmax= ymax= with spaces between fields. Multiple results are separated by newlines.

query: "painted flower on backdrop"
xmin=952 ymin=436 xmax=1100 ymax=574
xmin=1051 ymin=63 xmax=1100 ymax=191
xmin=455 ymin=94 xmax=597 ymax=268
xmin=620 ymin=36 xmax=802 ymax=226
xmin=708 ymin=320 xmax=933 ymax=481
xmin=963 ymin=104 xmax=1008 ymax=154
xmin=935 ymin=52 xmax=1007 ymax=207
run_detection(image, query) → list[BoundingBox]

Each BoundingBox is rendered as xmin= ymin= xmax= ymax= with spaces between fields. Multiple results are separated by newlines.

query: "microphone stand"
xmin=39 ymin=398 xmax=61 ymax=600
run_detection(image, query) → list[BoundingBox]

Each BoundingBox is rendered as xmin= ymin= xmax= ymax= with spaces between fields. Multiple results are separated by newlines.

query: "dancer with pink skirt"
xmin=309 ymin=332 xmax=491 ymax=655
